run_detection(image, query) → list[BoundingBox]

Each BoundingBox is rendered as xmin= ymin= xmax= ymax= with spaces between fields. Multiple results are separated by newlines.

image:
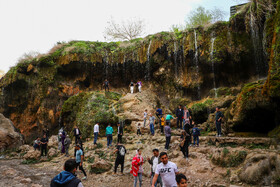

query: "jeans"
xmin=151 ymin=172 xmax=162 ymax=186
xmin=193 ymin=136 xmax=199 ymax=145
xmin=94 ymin=132 xmax=98 ymax=144
xmin=165 ymin=136 xmax=171 ymax=149
xmin=150 ymin=123 xmax=155 ymax=135
xmin=177 ymin=117 xmax=183 ymax=129
xmin=216 ymin=121 xmax=222 ymax=136
xmin=107 ymin=134 xmax=112 ymax=147
xmin=134 ymin=173 xmax=142 ymax=187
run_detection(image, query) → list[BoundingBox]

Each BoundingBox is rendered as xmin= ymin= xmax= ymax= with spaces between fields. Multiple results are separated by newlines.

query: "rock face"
xmin=90 ymin=160 xmax=112 ymax=174
xmin=0 ymin=113 xmax=23 ymax=152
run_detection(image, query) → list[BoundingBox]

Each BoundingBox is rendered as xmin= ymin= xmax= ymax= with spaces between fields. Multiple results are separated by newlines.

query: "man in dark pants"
xmin=73 ymin=126 xmax=81 ymax=144
xmin=75 ymin=145 xmax=87 ymax=180
xmin=215 ymin=107 xmax=224 ymax=137
xmin=40 ymin=134 xmax=48 ymax=157
xmin=117 ymin=123 xmax=123 ymax=143
xmin=113 ymin=143 xmax=126 ymax=174
xmin=103 ymin=79 xmax=110 ymax=92
xmin=51 ymin=159 xmax=83 ymax=187
xmin=176 ymin=105 xmax=184 ymax=129
xmin=147 ymin=149 xmax=162 ymax=187
xmin=164 ymin=124 xmax=172 ymax=150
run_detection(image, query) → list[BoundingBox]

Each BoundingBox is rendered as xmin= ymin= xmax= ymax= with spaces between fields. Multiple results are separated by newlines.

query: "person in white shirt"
xmin=152 ymin=152 xmax=179 ymax=187
xmin=93 ymin=123 xmax=99 ymax=145
xmin=147 ymin=149 xmax=162 ymax=187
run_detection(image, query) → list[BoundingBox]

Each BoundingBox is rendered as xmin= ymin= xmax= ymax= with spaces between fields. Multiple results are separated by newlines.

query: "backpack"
xmin=119 ymin=146 xmax=126 ymax=156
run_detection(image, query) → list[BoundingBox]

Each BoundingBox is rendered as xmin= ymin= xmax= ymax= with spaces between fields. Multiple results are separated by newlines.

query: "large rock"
xmin=23 ymin=149 xmax=41 ymax=160
xmin=48 ymin=148 xmax=58 ymax=157
xmin=48 ymin=135 xmax=59 ymax=148
xmin=0 ymin=113 xmax=23 ymax=152
xmin=90 ymin=160 xmax=112 ymax=174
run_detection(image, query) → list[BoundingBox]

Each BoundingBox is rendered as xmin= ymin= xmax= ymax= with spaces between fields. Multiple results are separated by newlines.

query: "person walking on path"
xmin=151 ymin=152 xmax=179 ymax=187
xmin=131 ymin=149 xmax=144 ymax=187
xmin=137 ymin=123 xmax=142 ymax=136
xmin=75 ymin=145 xmax=87 ymax=180
xmin=106 ymin=124 xmax=113 ymax=148
xmin=51 ymin=159 xmax=84 ymax=187
xmin=114 ymin=143 xmax=127 ymax=174
xmin=40 ymin=134 xmax=48 ymax=157
xmin=61 ymin=131 xmax=66 ymax=154
xmin=180 ymin=131 xmax=191 ymax=161
xmin=164 ymin=123 xmax=172 ymax=150
xmin=73 ymin=126 xmax=81 ymax=144
xmin=64 ymin=135 xmax=71 ymax=157
xmin=176 ymin=174 xmax=188 ymax=187
xmin=137 ymin=80 xmax=142 ymax=93
xmin=147 ymin=149 xmax=162 ymax=187
xmin=143 ymin=109 xmax=148 ymax=127
xmin=176 ymin=105 xmax=184 ymax=129
xmin=129 ymin=80 xmax=134 ymax=94
xmin=103 ymin=79 xmax=110 ymax=92
xmin=165 ymin=113 xmax=174 ymax=126
xmin=192 ymin=123 xmax=201 ymax=146
xmin=215 ymin=107 xmax=224 ymax=137
xmin=93 ymin=123 xmax=99 ymax=145
xmin=149 ymin=114 xmax=156 ymax=136
xmin=117 ymin=123 xmax=123 ymax=143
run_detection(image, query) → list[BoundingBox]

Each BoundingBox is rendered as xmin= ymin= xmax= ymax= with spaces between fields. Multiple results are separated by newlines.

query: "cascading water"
xmin=210 ymin=37 xmax=218 ymax=98
xmin=174 ymin=40 xmax=178 ymax=77
xmin=182 ymin=36 xmax=186 ymax=66
xmin=194 ymin=30 xmax=201 ymax=99
xmin=145 ymin=40 xmax=152 ymax=81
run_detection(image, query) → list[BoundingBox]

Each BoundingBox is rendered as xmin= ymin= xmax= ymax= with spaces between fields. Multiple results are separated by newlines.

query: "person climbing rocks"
xmin=215 ymin=107 xmax=224 ymax=137
xmin=192 ymin=123 xmax=201 ymax=146
xmin=165 ymin=113 xmax=174 ymax=126
xmin=180 ymin=131 xmax=191 ymax=161
xmin=143 ymin=109 xmax=148 ymax=127
xmin=40 ymin=134 xmax=48 ymax=157
xmin=106 ymin=123 xmax=113 ymax=148
xmin=176 ymin=173 xmax=188 ymax=187
xmin=64 ymin=135 xmax=71 ymax=157
xmin=75 ymin=145 xmax=87 ymax=180
xmin=164 ymin=123 xmax=172 ymax=150
xmin=137 ymin=80 xmax=142 ymax=93
xmin=103 ymin=79 xmax=110 ymax=92
xmin=160 ymin=115 xmax=165 ymax=134
xmin=114 ymin=143 xmax=127 ymax=174
xmin=117 ymin=123 xmax=123 ymax=143
xmin=131 ymin=149 xmax=144 ymax=187
xmin=73 ymin=126 xmax=81 ymax=144
xmin=156 ymin=107 xmax=163 ymax=119
xmin=151 ymin=152 xmax=179 ymax=187
xmin=137 ymin=123 xmax=142 ymax=136
xmin=149 ymin=113 xmax=156 ymax=136
xmin=93 ymin=123 xmax=99 ymax=145
xmin=176 ymin=105 xmax=184 ymax=129
xmin=147 ymin=149 xmax=162 ymax=187
xmin=50 ymin=159 xmax=84 ymax=187
xmin=33 ymin=137 xmax=40 ymax=151
xmin=129 ymin=80 xmax=134 ymax=94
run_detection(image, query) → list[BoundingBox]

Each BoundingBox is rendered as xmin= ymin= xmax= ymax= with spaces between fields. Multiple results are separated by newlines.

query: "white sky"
xmin=0 ymin=0 xmax=248 ymax=73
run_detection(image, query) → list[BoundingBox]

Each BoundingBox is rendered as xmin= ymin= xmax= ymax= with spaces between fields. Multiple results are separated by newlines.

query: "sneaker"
xmin=186 ymin=157 xmax=189 ymax=161
xmin=82 ymin=176 xmax=87 ymax=180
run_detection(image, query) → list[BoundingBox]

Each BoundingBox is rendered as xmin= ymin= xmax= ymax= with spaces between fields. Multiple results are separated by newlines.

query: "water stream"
xmin=174 ymin=40 xmax=178 ymax=77
xmin=145 ymin=40 xmax=152 ymax=81
xmin=194 ymin=30 xmax=201 ymax=99
xmin=210 ymin=37 xmax=217 ymax=98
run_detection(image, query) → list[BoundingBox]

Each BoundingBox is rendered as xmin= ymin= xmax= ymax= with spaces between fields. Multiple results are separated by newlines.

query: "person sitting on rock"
xmin=176 ymin=173 xmax=188 ymax=187
xmin=40 ymin=134 xmax=48 ymax=157
xmin=51 ymin=159 xmax=84 ymax=187
xmin=113 ymin=143 xmax=127 ymax=175
xmin=33 ymin=137 xmax=40 ymax=151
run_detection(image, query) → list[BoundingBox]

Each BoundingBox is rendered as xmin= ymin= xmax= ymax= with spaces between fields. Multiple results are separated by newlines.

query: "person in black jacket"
xmin=180 ymin=131 xmax=191 ymax=161
xmin=50 ymin=159 xmax=83 ymax=187
xmin=73 ymin=126 xmax=81 ymax=144
xmin=117 ymin=123 xmax=123 ymax=143
xmin=175 ymin=105 xmax=184 ymax=129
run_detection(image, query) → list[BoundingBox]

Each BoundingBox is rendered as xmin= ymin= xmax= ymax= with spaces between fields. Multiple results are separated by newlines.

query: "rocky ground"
xmin=1 ymin=129 xmax=279 ymax=187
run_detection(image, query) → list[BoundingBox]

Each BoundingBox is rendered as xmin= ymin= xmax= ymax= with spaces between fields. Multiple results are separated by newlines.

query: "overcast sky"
xmin=0 ymin=0 xmax=248 ymax=73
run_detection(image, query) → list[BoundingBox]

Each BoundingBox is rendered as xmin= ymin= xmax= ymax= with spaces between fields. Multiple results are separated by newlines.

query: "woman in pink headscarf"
xmin=130 ymin=148 xmax=144 ymax=187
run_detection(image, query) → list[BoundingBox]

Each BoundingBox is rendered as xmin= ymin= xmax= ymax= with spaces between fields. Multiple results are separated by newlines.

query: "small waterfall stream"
xmin=210 ymin=37 xmax=217 ymax=98
xmin=194 ymin=30 xmax=201 ymax=99
xmin=145 ymin=40 xmax=152 ymax=81
xmin=174 ymin=40 xmax=178 ymax=77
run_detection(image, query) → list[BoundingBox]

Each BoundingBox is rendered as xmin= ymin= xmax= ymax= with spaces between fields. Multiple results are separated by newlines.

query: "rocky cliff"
xmin=0 ymin=0 xmax=279 ymax=142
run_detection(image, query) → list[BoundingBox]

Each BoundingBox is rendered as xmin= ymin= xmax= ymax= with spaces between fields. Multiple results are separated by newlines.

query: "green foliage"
xmin=87 ymin=156 xmax=95 ymax=163
xmin=211 ymin=150 xmax=247 ymax=167
xmin=222 ymin=148 xmax=229 ymax=156
xmin=22 ymin=159 xmax=39 ymax=165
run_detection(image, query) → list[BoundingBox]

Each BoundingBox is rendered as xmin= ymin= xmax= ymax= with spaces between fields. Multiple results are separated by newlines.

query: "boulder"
xmin=23 ymin=149 xmax=41 ymax=160
xmin=90 ymin=160 xmax=112 ymax=174
xmin=19 ymin=145 xmax=32 ymax=153
xmin=0 ymin=113 xmax=23 ymax=152
xmin=48 ymin=135 xmax=59 ymax=148
xmin=48 ymin=148 xmax=58 ymax=157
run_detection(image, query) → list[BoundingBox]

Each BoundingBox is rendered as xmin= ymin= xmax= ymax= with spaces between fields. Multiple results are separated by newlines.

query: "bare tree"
xmin=104 ymin=17 xmax=145 ymax=41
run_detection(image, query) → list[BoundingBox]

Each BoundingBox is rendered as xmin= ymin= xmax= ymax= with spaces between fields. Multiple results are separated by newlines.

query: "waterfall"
xmin=145 ymin=40 xmax=152 ymax=81
xmin=182 ymin=36 xmax=186 ymax=66
xmin=104 ymin=51 xmax=109 ymax=78
xmin=194 ymin=30 xmax=201 ymax=99
xmin=174 ymin=41 xmax=178 ymax=77
xmin=210 ymin=37 xmax=218 ymax=98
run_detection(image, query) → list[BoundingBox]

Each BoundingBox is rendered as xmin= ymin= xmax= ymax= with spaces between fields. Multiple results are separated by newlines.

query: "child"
xmin=176 ymin=173 xmax=188 ymax=187
xmin=143 ymin=109 xmax=148 ymax=127
xmin=137 ymin=123 xmax=142 ymax=136
xmin=160 ymin=115 xmax=165 ymax=134
xmin=192 ymin=123 xmax=201 ymax=147
xmin=33 ymin=137 xmax=40 ymax=151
